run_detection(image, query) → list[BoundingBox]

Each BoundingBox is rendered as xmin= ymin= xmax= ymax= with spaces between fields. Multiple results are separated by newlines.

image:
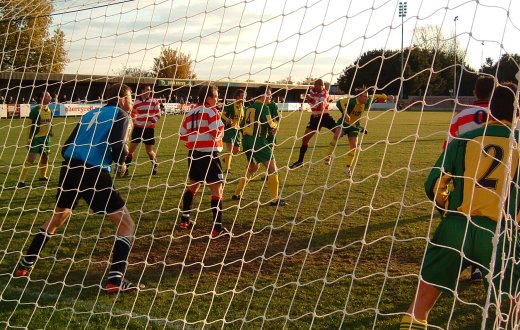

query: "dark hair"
xmin=197 ymin=84 xmax=218 ymax=103
xmin=474 ymin=75 xmax=495 ymax=100
xmin=489 ymin=82 xmax=517 ymax=122
xmin=256 ymin=85 xmax=271 ymax=97
xmin=354 ymin=86 xmax=368 ymax=95
xmin=139 ymin=85 xmax=152 ymax=93
xmin=234 ymin=89 xmax=245 ymax=98
xmin=105 ymin=83 xmax=132 ymax=105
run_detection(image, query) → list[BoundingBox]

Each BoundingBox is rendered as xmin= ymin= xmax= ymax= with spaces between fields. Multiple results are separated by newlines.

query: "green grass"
xmin=0 ymin=109 xmax=493 ymax=328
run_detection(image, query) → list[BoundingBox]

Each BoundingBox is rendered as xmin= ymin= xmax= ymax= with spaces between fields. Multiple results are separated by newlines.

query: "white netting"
xmin=1 ymin=0 xmax=520 ymax=329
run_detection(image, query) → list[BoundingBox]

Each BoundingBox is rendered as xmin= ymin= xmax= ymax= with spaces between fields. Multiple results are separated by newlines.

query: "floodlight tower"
xmin=453 ymin=16 xmax=459 ymax=96
xmin=399 ymin=2 xmax=407 ymax=101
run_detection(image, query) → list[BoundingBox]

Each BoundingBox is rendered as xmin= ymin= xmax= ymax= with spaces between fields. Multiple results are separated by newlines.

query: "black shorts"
xmin=131 ymin=127 xmax=155 ymax=145
xmin=56 ymin=159 xmax=126 ymax=213
xmin=306 ymin=114 xmax=337 ymax=131
xmin=188 ymin=150 xmax=223 ymax=184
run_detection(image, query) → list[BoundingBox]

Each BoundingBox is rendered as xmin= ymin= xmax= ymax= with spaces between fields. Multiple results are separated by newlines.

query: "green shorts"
xmin=29 ymin=136 xmax=51 ymax=154
xmin=223 ymin=127 xmax=241 ymax=147
xmin=336 ymin=119 xmax=361 ymax=138
xmin=242 ymin=136 xmax=273 ymax=164
xmin=421 ymin=215 xmax=520 ymax=298
xmin=266 ymin=133 xmax=276 ymax=145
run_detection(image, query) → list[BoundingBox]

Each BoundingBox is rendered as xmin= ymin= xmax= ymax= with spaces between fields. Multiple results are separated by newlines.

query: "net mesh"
xmin=1 ymin=0 xmax=519 ymax=329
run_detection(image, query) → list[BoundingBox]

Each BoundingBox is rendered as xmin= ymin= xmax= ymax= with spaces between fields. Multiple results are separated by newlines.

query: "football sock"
xmin=267 ymin=173 xmax=279 ymax=201
xmin=181 ymin=189 xmax=195 ymax=222
xmin=297 ymin=144 xmax=308 ymax=163
xmin=150 ymin=156 xmax=158 ymax=170
xmin=223 ymin=153 xmax=232 ymax=171
xmin=125 ymin=153 xmax=133 ymax=166
xmin=399 ymin=315 xmax=427 ymax=330
xmin=327 ymin=137 xmax=338 ymax=155
xmin=211 ymin=196 xmax=223 ymax=230
xmin=107 ymin=236 xmax=132 ymax=285
xmin=234 ymin=171 xmax=255 ymax=196
xmin=19 ymin=161 xmax=31 ymax=182
xmin=346 ymin=148 xmax=357 ymax=167
xmin=19 ymin=228 xmax=53 ymax=269
xmin=38 ymin=161 xmax=48 ymax=179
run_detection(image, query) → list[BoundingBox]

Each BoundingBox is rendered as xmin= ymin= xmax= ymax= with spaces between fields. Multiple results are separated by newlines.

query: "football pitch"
xmin=0 ymin=109 xmax=489 ymax=329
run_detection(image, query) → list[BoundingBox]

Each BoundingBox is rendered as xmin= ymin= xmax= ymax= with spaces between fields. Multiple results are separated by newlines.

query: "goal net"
xmin=1 ymin=0 xmax=519 ymax=329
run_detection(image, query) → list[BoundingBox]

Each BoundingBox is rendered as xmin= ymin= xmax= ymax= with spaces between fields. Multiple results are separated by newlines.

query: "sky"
xmin=49 ymin=0 xmax=520 ymax=83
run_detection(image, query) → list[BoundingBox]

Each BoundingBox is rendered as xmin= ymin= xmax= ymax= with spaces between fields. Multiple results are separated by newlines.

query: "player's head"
xmin=40 ymin=91 xmax=51 ymax=105
xmin=489 ymin=82 xmax=517 ymax=123
xmin=314 ymin=79 xmax=324 ymax=89
xmin=234 ymin=89 xmax=246 ymax=103
xmin=473 ymin=75 xmax=495 ymax=100
xmin=354 ymin=87 xmax=369 ymax=104
xmin=138 ymin=85 xmax=152 ymax=99
xmin=256 ymin=85 xmax=272 ymax=104
xmin=198 ymin=84 xmax=219 ymax=107
xmin=105 ymin=83 xmax=133 ymax=112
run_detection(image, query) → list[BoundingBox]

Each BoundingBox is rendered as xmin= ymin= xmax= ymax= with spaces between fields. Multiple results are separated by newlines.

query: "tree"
xmin=336 ymin=47 xmax=477 ymax=97
xmin=480 ymin=54 xmax=520 ymax=84
xmin=412 ymin=25 xmax=465 ymax=62
xmin=336 ymin=49 xmax=402 ymax=95
xmin=276 ymin=76 xmax=294 ymax=84
xmin=152 ymin=47 xmax=196 ymax=79
xmin=115 ymin=66 xmax=155 ymax=78
xmin=480 ymin=57 xmax=495 ymax=74
xmin=410 ymin=25 xmax=480 ymax=96
xmin=337 ymin=24 xmax=483 ymax=98
xmin=0 ymin=0 xmax=68 ymax=73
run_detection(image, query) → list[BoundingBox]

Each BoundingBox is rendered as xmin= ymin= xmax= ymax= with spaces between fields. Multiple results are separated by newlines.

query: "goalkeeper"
xmin=325 ymin=87 xmax=392 ymax=177
xmin=401 ymin=83 xmax=520 ymax=329
xmin=14 ymin=84 xmax=143 ymax=294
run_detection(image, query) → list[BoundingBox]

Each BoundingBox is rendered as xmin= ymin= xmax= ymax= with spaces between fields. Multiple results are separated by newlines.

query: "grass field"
xmin=0 ymin=109 xmax=492 ymax=329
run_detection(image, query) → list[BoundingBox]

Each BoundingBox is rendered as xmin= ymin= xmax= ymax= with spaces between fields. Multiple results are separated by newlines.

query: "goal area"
xmin=1 ymin=0 xmax=520 ymax=329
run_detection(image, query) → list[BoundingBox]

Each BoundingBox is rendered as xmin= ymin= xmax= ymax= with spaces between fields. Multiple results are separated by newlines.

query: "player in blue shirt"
xmin=14 ymin=83 xmax=143 ymax=294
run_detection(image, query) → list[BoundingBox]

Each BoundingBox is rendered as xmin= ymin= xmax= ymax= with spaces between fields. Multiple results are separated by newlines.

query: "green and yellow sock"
xmin=346 ymin=148 xmax=357 ymax=167
xmin=19 ymin=161 xmax=32 ymax=182
xmin=223 ymin=153 xmax=232 ymax=171
xmin=267 ymin=173 xmax=279 ymax=201
xmin=327 ymin=137 xmax=338 ymax=156
xmin=234 ymin=171 xmax=254 ymax=196
xmin=38 ymin=161 xmax=48 ymax=179
xmin=399 ymin=315 xmax=427 ymax=330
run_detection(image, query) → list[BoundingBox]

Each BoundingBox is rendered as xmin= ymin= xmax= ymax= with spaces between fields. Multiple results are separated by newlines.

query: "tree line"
xmin=337 ymin=26 xmax=520 ymax=97
xmin=336 ymin=48 xmax=520 ymax=97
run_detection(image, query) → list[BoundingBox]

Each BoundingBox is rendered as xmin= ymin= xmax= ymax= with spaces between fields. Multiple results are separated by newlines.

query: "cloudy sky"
xmin=50 ymin=0 xmax=520 ymax=83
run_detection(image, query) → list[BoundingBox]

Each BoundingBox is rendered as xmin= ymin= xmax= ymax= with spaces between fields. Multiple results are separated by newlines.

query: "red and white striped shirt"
xmin=179 ymin=104 xmax=224 ymax=152
xmin=444 ymin=100 xmax=489 ymax=149
xmin=307 ymin=87 xmax=329 ymax=117
xmin=132 ymin=97 xmax=161 ymax=128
